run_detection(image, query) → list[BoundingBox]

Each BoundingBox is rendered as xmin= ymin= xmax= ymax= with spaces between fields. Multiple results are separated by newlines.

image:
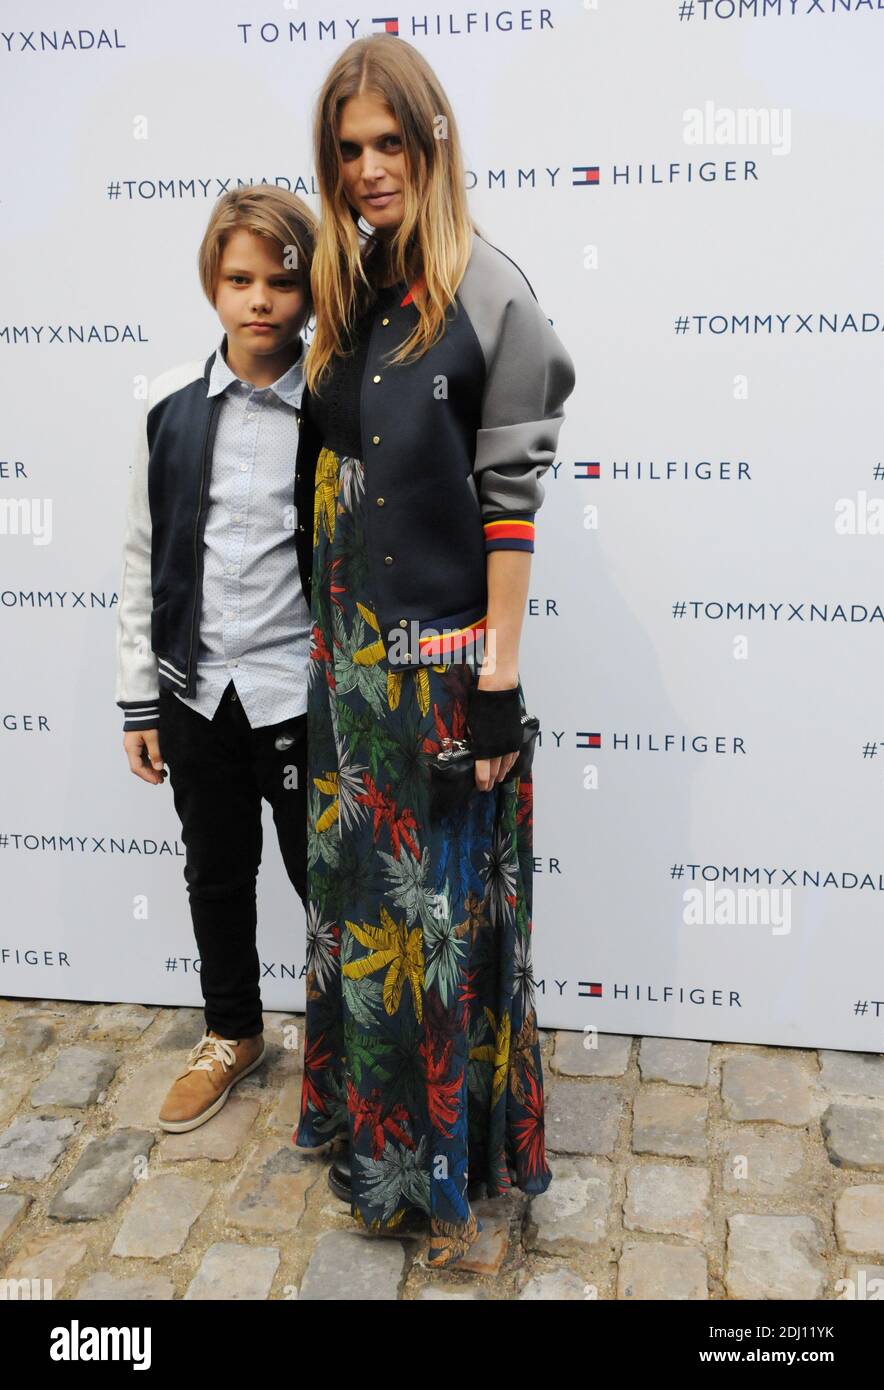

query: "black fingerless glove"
xmin=466 ymin=683 xmax=523 ymax=759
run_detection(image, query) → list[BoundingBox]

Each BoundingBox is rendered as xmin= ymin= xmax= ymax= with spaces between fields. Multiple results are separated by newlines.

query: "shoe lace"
xmin=184 ymin=1032 xmax=238 ymax=1074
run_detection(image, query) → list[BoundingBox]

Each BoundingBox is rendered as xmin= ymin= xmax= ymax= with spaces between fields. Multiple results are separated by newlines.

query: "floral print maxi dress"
xmin=294 ymin=386 xmax=553 ymax=1272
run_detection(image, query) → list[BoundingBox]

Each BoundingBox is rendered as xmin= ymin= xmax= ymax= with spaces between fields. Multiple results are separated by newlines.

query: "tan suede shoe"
xmin=157 ymin=1029 xmax=266 ymax=1133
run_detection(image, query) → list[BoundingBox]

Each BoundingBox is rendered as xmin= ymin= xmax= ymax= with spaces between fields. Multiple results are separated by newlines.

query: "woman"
xmin=293 ymin=33 xmax=575 ymax=1270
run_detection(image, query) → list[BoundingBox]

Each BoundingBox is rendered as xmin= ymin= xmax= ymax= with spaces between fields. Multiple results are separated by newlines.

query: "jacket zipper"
xmin=186 ymin=398 xmax=219 ymax=696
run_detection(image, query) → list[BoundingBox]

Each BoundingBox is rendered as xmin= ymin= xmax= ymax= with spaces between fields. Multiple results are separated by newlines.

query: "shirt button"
xmin=227 ymin=565 xmax=236 ymax=575
xmin=233 ymin=513 xmax=243 ymax=524
xmin=240 ymin=463 xmax=248 ymax=472
xmin=372 ymin=435 xmax=380 ymax=445
xmin=376 ymin=497 xmax=385 ymax=506
xmin=384 ymin=555 xmax=393 ymax=565
xmin=372 ymin=374 xmax=381 ymax=383
xmin=298 ymin=523 xmax=305 ymax=532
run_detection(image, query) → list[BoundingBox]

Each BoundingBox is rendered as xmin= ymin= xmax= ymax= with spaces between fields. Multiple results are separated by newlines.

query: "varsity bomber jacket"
xmin=115 ymin=229 xmax=576 ymax=731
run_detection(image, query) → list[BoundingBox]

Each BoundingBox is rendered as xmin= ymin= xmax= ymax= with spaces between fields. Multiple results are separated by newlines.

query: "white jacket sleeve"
xmin=114 ymin=397 xmax=160 ymax=731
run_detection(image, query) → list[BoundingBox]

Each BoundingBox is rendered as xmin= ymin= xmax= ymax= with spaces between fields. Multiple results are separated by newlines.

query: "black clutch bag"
xmin=427 ymin=713 xmax=540 ymax=822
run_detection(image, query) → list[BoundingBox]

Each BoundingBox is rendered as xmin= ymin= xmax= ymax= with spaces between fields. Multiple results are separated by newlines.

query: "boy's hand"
xmin=123 ymin=729 xmax=166 ymax=785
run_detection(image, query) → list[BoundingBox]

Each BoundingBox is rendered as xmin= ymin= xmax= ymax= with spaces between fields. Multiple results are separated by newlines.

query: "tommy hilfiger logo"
xmin=573 ymin=732 xmax=747 ymax=754
xmin=574 ymin=981 xmax=744 ymax=1007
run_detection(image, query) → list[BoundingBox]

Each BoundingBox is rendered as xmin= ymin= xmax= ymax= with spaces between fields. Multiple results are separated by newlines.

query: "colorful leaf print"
xmin=295 ymin=444 xmax=552 ymax=1271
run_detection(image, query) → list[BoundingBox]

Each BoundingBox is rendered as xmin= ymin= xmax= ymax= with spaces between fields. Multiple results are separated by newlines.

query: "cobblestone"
xmin=0 ymin=997 xmax=881 ymax=1299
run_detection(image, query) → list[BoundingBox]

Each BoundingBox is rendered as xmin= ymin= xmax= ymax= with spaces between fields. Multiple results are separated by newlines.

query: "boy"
xmin=115 ymin=187 xmax=317 ymax=1131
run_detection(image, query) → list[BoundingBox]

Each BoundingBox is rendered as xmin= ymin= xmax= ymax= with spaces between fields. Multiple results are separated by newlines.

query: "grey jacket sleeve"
xmin=115 ymin=397 xmax=160 ymax=732
xmin=462 ymin=238 xmax=576 ymax=554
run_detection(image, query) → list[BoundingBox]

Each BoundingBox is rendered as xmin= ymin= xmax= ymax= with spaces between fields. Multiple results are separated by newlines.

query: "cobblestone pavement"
xmin=1 ymin=998 xmax=882 ymax=1300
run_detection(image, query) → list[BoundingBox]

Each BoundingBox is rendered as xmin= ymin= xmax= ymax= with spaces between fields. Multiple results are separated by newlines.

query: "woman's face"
xmin=337 ymin=93 xmax=406 ymax=235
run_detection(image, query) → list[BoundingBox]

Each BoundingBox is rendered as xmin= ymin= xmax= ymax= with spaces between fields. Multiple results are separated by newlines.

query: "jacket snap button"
xmin=384 ymin=555 xmax=393 ymax=565
xmin=381 ymin=317 xmax=390 ymax=326
xmin=298 ymin=523 xmax=304 ymax=531
xmin=399 ymin=619 xmax=408 ymax=628
xmin=376 ymin=497 xmax=385 ymax=506
xmin=373 ymin=374 xmax=381 ymax=383
xmin=372 ymin=434 xmax=380 ymax=444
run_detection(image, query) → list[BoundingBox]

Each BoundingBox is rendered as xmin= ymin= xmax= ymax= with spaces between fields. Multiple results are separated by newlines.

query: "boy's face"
xmin=213 ymin=227 xmax=309 ymax=361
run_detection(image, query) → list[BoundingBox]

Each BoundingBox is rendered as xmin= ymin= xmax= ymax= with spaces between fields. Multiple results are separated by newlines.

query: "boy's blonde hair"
xmin=197 ymin=186 xmax=318 ymax=318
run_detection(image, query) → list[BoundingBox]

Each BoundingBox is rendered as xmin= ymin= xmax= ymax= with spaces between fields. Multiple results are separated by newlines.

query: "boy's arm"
xmin=115 ymin=397 xmax=160 ymax=731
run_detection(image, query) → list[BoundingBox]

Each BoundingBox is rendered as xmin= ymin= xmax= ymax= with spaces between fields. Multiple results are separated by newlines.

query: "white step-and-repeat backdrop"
xmin=2 ymin=1 xmax=882 ymax=1051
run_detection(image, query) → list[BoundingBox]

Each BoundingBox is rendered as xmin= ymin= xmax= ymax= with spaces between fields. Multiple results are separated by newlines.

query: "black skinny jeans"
xmin=159 ymin=681 xmax=308 ymax=1039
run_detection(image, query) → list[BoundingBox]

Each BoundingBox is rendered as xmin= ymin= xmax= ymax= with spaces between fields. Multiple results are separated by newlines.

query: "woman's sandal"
xmin=425 ymin=1213 xmax=484 ymax=1269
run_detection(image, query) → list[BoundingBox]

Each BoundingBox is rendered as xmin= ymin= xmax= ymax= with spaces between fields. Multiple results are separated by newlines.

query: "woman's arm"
xmin=480 ymin=550 xmax=530 ymax=690
xmin=467 ymin=255 xmax=576 ymax=786
xmin=473 ymin=550 xmax=530 ymax=790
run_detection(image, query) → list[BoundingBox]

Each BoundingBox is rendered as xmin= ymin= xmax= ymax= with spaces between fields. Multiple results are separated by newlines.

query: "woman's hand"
xmin=473 ymin=666 xmax=520 ymax=789
xmin=475 ymin=750 xmax=519 ymax=791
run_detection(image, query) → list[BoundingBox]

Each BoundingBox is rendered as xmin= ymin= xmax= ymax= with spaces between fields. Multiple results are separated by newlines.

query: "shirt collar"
xmin=207 ymin=332 xmax=305 ymax=406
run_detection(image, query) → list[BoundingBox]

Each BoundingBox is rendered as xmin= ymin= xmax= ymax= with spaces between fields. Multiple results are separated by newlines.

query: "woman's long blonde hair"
xmin=304 ymin=33 xmax=480 ymax=394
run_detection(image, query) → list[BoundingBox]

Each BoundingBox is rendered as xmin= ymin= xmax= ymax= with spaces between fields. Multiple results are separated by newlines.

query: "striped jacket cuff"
xmin=483 ymin=514 xmax=536 ymax=553
xmin=119 ymin=700 xmax=161 ymax=732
